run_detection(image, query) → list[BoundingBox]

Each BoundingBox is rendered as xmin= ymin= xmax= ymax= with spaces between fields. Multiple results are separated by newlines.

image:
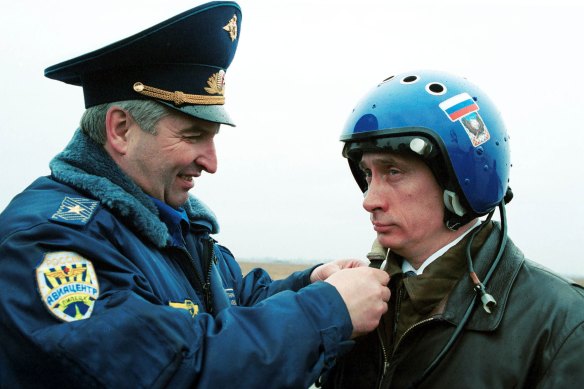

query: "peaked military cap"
xmin=44 ymin=1 xmax=242 ymax=126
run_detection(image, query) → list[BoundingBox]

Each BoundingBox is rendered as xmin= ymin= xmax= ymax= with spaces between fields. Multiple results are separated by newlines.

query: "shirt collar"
xmin=149 ymin=196 xmax=190 ymax=244
xmin=150 ymin=197 xmax=189 ymax=226
xmin=402 ymin=219 xmax=481 ymax=275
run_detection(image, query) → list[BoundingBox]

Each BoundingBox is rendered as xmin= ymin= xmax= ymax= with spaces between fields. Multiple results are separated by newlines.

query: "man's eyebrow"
xmin=179 ymin=125 xmax=220 ymax=135
xmin=359 ymin=156 xmax=401 ymax=169
xmin=179 ymin=126 xmax=203 ymax=134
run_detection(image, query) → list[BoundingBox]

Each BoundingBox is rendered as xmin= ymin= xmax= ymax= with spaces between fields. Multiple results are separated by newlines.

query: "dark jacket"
xmin=0 ymin=130 xmax=352 ymax=388
xmin=322 ymin=222 xmax=584 ymax=388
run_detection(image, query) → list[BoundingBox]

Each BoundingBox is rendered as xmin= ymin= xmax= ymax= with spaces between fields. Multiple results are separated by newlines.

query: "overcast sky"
xmin=1 ymin=0 xmax=583 ymax=277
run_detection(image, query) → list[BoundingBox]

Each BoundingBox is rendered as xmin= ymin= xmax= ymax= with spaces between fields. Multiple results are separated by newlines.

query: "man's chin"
xmin=376 ymin=233 xmax=399 ymax=251
xmin=166 ymin=193 xmax=189 ymax=208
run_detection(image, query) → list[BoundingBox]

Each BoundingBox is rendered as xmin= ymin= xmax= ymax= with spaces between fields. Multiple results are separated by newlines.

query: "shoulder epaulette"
xmin=49 ymin=196 xmax=99 ymax=226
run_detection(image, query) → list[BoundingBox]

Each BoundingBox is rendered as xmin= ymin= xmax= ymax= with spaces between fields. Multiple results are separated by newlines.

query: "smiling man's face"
xmin=122 ymin=110 xmax=220 ymax=208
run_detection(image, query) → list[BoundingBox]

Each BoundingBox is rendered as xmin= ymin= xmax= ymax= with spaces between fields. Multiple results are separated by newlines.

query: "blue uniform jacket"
xmin=0 ymin=130 xmax=352 ymax=388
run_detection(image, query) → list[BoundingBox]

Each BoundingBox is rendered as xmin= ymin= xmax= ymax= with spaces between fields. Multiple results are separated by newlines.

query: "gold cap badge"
xmin=223 ymin=15 xmax=238 ymax=42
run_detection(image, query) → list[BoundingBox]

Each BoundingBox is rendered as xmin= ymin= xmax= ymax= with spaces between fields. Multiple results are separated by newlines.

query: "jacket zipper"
xmin=176 ymin=247 xmax=205 ymax=294
xmin=379 ymin=281 xmax=436 ymax=389
xmin=174 ymin=236 xmax=216 ymax=313
xmin=377 ymin=284 xmax=404 ymax=389
xmin=377 ymin=327 xmax=389 ymax=389
xmin=392 ymin=317 xmax=436 ymax=353
xmin=200 ymin=237 xmax=216 ymax=314
xmin=377 ymin=318 xmax=436 ymax=389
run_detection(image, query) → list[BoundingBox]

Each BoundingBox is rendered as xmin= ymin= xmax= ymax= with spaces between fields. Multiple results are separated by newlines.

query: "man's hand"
xmin=310 ymin=259 xmax=366 ymax=283
xmin=325 ymin=267 xmax=390 ymax=338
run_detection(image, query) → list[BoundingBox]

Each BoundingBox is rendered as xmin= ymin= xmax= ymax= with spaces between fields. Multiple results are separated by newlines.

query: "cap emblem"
xmin=204 ymin=70 xmax=225 ymax=95
xmin=223 ymin=15 xmax=238 ymax=41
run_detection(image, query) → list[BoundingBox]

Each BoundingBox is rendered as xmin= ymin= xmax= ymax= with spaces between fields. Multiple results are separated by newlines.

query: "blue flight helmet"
xmin=341 ymin=70 xmax=512 ymax=229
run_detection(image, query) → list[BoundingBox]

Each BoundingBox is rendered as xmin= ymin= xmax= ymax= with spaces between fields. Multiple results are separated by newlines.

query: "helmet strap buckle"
xmin=443 ymin=190 xmax=466 ymax=216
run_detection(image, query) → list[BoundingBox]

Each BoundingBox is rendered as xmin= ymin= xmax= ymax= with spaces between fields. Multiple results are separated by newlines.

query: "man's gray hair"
xmin=80 ymin=100 xmax=172 ymax=144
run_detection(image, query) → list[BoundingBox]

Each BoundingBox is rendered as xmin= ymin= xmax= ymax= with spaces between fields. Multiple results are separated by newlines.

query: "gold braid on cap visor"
xmin=133 ymin=82 xmax=225 ymax=106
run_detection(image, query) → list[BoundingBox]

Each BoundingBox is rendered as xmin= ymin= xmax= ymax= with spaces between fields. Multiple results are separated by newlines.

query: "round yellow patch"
xmin=36 ymin=251 xmax=100 ymax=322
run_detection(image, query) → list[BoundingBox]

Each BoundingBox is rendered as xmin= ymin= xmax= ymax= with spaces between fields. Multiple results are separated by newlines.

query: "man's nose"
xmin=197 ymin=140 xmax=218 ymax=174
xmin=363 ymin=180 xmax=385 ymax=213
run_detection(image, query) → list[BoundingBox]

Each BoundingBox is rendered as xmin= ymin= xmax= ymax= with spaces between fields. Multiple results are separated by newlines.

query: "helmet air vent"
xmin=379 ymin=75 xmax=395 ymax=86
xmin=400 ymin=75 xmax=419 ymax=84
xmin=426 ymin=82 xmax=447 ymax=95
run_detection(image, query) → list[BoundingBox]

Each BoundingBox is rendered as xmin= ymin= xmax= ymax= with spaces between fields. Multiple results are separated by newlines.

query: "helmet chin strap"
xmin=443 ymin=186 xmax=514 ymax=231
xmin=443 ymin=190 xmax=466 ymax=216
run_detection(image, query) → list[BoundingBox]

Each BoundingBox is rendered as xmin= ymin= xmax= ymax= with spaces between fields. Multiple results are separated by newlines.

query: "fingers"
xmin=338 ymin=259 xmax=368 ymax=269
xmin=325 ymin=267 xmax=391 ymax=338
xmin=309 ymin=258 xmax=367 ymax=283
xmin=377 ymin=268 xmax=390 ymax=285
xmin=310 ymin=263 xmax=341 ymax=283
xmin=382 ymin=285 xmax=391 ymax=302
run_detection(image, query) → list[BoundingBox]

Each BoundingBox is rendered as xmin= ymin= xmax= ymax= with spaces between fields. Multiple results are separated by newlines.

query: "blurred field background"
xmin=240 ymin=261 xmax=584 ymax=286
xmin=239 ymin=261 xmax=312 ymax=280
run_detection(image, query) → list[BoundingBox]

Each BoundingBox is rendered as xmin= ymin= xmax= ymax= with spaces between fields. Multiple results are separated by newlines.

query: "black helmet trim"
xmin=342 ymin=126 xmax=478 ymax=229
xmin=342 ymin=127 xmax=456 ymax=191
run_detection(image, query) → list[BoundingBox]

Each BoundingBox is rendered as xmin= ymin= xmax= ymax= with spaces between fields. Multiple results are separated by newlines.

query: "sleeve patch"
xmin=50 ymin=197 xmax=99 ymax=225
xmin=36 ymin=251 xmax=100 ymax=322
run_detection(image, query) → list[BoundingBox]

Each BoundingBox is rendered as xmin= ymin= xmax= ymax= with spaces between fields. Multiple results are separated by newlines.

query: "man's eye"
xmin=183 ymin=134 xmax=202 ymax=141
xmin=362 ymin=169 xmax=372 ymax=183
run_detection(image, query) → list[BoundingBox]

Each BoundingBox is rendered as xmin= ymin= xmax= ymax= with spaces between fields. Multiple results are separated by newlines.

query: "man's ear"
xmin=105 ymin=107 xmax=133 ymax=155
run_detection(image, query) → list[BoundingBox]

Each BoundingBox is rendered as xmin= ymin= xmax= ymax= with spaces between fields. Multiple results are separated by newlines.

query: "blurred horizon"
xmin=2 ymin=0 xmax=583 ymax=278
